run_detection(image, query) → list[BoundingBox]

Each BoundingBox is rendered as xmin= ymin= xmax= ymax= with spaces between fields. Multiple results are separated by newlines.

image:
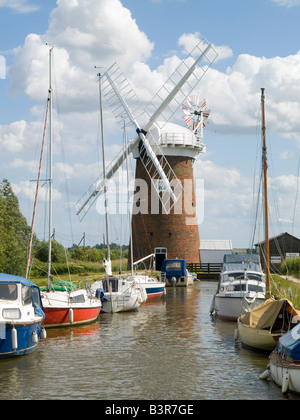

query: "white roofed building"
xmin=199 ymin=240 xmax=233 ymax=264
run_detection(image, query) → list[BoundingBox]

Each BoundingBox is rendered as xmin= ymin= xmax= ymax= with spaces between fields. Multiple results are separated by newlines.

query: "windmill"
xmin=75 ymin=35 xmax=218 ymax=267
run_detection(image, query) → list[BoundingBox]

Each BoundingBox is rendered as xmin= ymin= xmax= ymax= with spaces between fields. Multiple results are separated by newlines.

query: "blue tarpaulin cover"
xmin=277 ymin=324 xmax=300 ymax=361
xmin=161 ymin=259 xmax=187 ymax=278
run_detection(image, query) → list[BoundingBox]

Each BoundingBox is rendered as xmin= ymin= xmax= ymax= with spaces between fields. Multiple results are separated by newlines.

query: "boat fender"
xmin=69 ymin=308 xmax=74 ymax=324
xmin=234 ymin=328 xmax=239 ymax=341
xmin=11 ymin=327 xmax=18 ymax=350
xmin=31 ymin=330 xmax=38 ymax=344
xmin=282 ymin=369 xmax=290 ymax=394
xmin=259 ymin=369 xmax=270 ymax=380
xmin=142 ymin=288 xmax=147 ymax=303
xmin=41 ymin=328 xmax=47 ymax=340
xmin=243 ymin=296 xmax=256 ymax=305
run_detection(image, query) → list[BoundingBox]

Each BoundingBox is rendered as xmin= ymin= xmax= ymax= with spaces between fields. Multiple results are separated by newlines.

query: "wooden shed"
xmin=255 ymin=232 xmax=300 ymax=273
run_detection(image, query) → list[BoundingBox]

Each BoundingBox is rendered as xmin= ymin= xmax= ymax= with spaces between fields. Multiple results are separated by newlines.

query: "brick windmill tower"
xmin=75 ymin=37 xmax=217 ymax=270
xmin=130 ymin=97 xmax=210 ymax=267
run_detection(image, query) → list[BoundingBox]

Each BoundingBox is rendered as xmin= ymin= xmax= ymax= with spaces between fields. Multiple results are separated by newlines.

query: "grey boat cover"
xmin=223 ymin=253 xmax=260 ymax=264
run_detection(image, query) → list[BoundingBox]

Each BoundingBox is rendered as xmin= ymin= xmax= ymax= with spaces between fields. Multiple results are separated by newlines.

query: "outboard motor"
xmin=170 ymin=276 xmax=177 ymax=287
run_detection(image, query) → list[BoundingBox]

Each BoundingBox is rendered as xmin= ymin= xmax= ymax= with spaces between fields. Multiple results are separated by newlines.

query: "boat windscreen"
xmin=0 ymin=283 xmax=17 ymax=301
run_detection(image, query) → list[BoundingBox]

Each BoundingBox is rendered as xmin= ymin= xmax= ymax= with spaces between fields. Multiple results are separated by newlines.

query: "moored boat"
xmin=236 ymin=89 xmax=300 ymax=352
xmin=210 ymin=253 xmax=266 ymax=321
xmin=0 ymin=273 xmax=46 ymax=358
xmin=161 ymin=259 xmax=194 ymax=287
xmin=41 ymin=281 xmax=101 ymax=328
xmin=31 ymin=48 xmax=102 ymax=328
xmin=91 ymin=277 xmax=146 ymax=313
xmin=260 ymin=323 xmax=300 ymax=394
xmin=236 ymin=297 xmax=300 ymax=351
xmin=126 ymin=274 xmax=165 ymax=300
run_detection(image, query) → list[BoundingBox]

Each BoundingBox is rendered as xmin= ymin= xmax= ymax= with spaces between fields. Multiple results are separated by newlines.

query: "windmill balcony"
xmin=159 ymin=132 xmax=203 ymax=149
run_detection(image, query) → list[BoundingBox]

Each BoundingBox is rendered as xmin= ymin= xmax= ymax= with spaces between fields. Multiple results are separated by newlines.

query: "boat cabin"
xmin=0 ymin=274 xmax=44 ymax=323
xmin=161 ymin=259 xmax=187 ymax=278
xmin=160 ymin=259 xmax=193 ymax=286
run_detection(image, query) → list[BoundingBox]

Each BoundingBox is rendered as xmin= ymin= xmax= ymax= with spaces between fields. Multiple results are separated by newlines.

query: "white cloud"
xmin=9 ymin=0 xmax=155 ymax=115
xmin=6 ymin=0 xmax=300 ymax=155
xmin=271 ymin=0 xmax=300 ymax=7
xmin=12 ymin=180 xmax=61 ymax=202
xmin=0 ymin=0 xmax=39 ymax=13
xmin=0 ymin=120 xmax=27 ymax=152
xmin=178 ymin=32 xmax=233 ymax=63
xmin=193 ymin=51 xmax=300 ymax=145
xmin=3 ymin=0 xmax=300 ymax=246
xmin=46 ymin=0 xmax=153 ymax=69
xmin=10 ymin=158 xmax=37 ymax=172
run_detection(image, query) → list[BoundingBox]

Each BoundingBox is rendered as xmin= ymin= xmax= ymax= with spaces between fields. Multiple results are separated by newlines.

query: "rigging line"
xmin=292 ymin=154 xmax=300 ymax=235
xmin=265 ymin=128 xmax=284 ymax=236
xmin=51 ymin=58 xmax=75 ymax=247
xmin=250 ymin=169 xmax=263 ymax=250
xmin=26 ymin=96 xmax=50 ymax=279
xmin=249 ymin=104 xmax=264 ymax=249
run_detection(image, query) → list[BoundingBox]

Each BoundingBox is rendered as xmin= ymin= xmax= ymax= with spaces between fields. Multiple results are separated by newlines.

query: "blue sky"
xmin=1 ymin=0 xmax=300 ymax=251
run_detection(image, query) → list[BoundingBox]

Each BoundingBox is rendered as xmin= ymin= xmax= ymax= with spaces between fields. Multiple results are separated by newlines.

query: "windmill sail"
xmin=101 ymin=63 xmax=182 ymax=209
xmin=76 ymin=35 xmax=218 ymax=219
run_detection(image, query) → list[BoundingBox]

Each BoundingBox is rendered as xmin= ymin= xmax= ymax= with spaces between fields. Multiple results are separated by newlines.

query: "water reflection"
xmin=0 ymin=281 xmax=299 ymax=400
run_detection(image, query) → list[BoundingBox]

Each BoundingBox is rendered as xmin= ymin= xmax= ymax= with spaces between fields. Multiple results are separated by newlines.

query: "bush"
xmin=70 ymin=246 xmax=127 ymax=262
xmin=34 ymin=240 xmax=68 ymax=263
xmin=30 ymin=259 xmax=106 ymax=279
xmin=281 ymin=257 xmax=300 ymax=278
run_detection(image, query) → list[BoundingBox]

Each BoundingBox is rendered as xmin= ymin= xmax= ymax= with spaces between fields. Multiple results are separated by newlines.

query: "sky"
xmin=1 ymin=0 xmax=300 ymax=252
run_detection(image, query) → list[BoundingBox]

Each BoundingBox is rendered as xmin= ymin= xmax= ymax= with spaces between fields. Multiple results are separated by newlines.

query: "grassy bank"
xmin=30 ymin=261 xmax=300 ymax=311
xmin=271 ymin=274 xmax=300 ymax=309
xmin=30 ymin=258 xmax=129 ymax=288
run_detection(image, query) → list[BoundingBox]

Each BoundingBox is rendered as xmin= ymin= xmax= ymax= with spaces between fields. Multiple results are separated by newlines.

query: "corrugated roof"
xmin=200 ymin=240 xmax=232 ymax=250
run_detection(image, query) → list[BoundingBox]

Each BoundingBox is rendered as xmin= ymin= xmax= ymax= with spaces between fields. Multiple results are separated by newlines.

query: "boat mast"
xmin=26 ymin=97 xmax=49 ymax=279
xmin=97 ymin=72 xmax=112 ymax=275
xmin=261 ymin=88 xmax=271 ymax=299
xmin=47 ymin=47 xmax=53 ymax=292
xmin=123 ymin=121 xmax=134 ymax=276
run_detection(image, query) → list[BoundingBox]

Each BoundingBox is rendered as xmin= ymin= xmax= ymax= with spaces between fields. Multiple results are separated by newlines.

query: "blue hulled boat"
xmin=161 ymin=259 xmax=194 ymax=287
xmin=0 ymin=273 xmax=46 ymax=359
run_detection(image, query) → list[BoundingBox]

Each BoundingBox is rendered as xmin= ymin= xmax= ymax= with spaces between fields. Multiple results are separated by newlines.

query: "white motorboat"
xmin=210 ymin=253 xmax=266 ymax=321
xmin=0 ymin=273 xmax=46 ymax=358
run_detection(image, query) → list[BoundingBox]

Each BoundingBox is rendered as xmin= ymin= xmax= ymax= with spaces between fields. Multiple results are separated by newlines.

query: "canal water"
xmin=0 ymin=281 xmax=299 ymax=400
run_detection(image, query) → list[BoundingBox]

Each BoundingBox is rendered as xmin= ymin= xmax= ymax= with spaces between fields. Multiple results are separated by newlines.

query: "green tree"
xmin=70 ymin=246 xmax=105 ymax=262
xmin=34 ymin=239 xmax=66 ymax=263
xmin=0 ymin=191 xmax=6 ymax=271
xmin=0 ymin=179 xmax=31 ymax=276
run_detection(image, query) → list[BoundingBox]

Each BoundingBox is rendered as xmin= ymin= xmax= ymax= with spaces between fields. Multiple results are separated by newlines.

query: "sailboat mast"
xmin=25 ymin=99 xmax=49 ymax=279
xmin=123 ymin=122 xmax=134 ymax=276
xmin=47 ymin=47 xmax=53 ymax=291
xmin=261 ymin=88 xmax=271 ymax=299
xmin=98 ymin=73 xmax=111 ymax=267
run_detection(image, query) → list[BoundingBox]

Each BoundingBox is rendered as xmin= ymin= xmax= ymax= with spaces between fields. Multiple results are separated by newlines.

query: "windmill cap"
xmin=132 ymin=121 xmax=206 ymax=159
